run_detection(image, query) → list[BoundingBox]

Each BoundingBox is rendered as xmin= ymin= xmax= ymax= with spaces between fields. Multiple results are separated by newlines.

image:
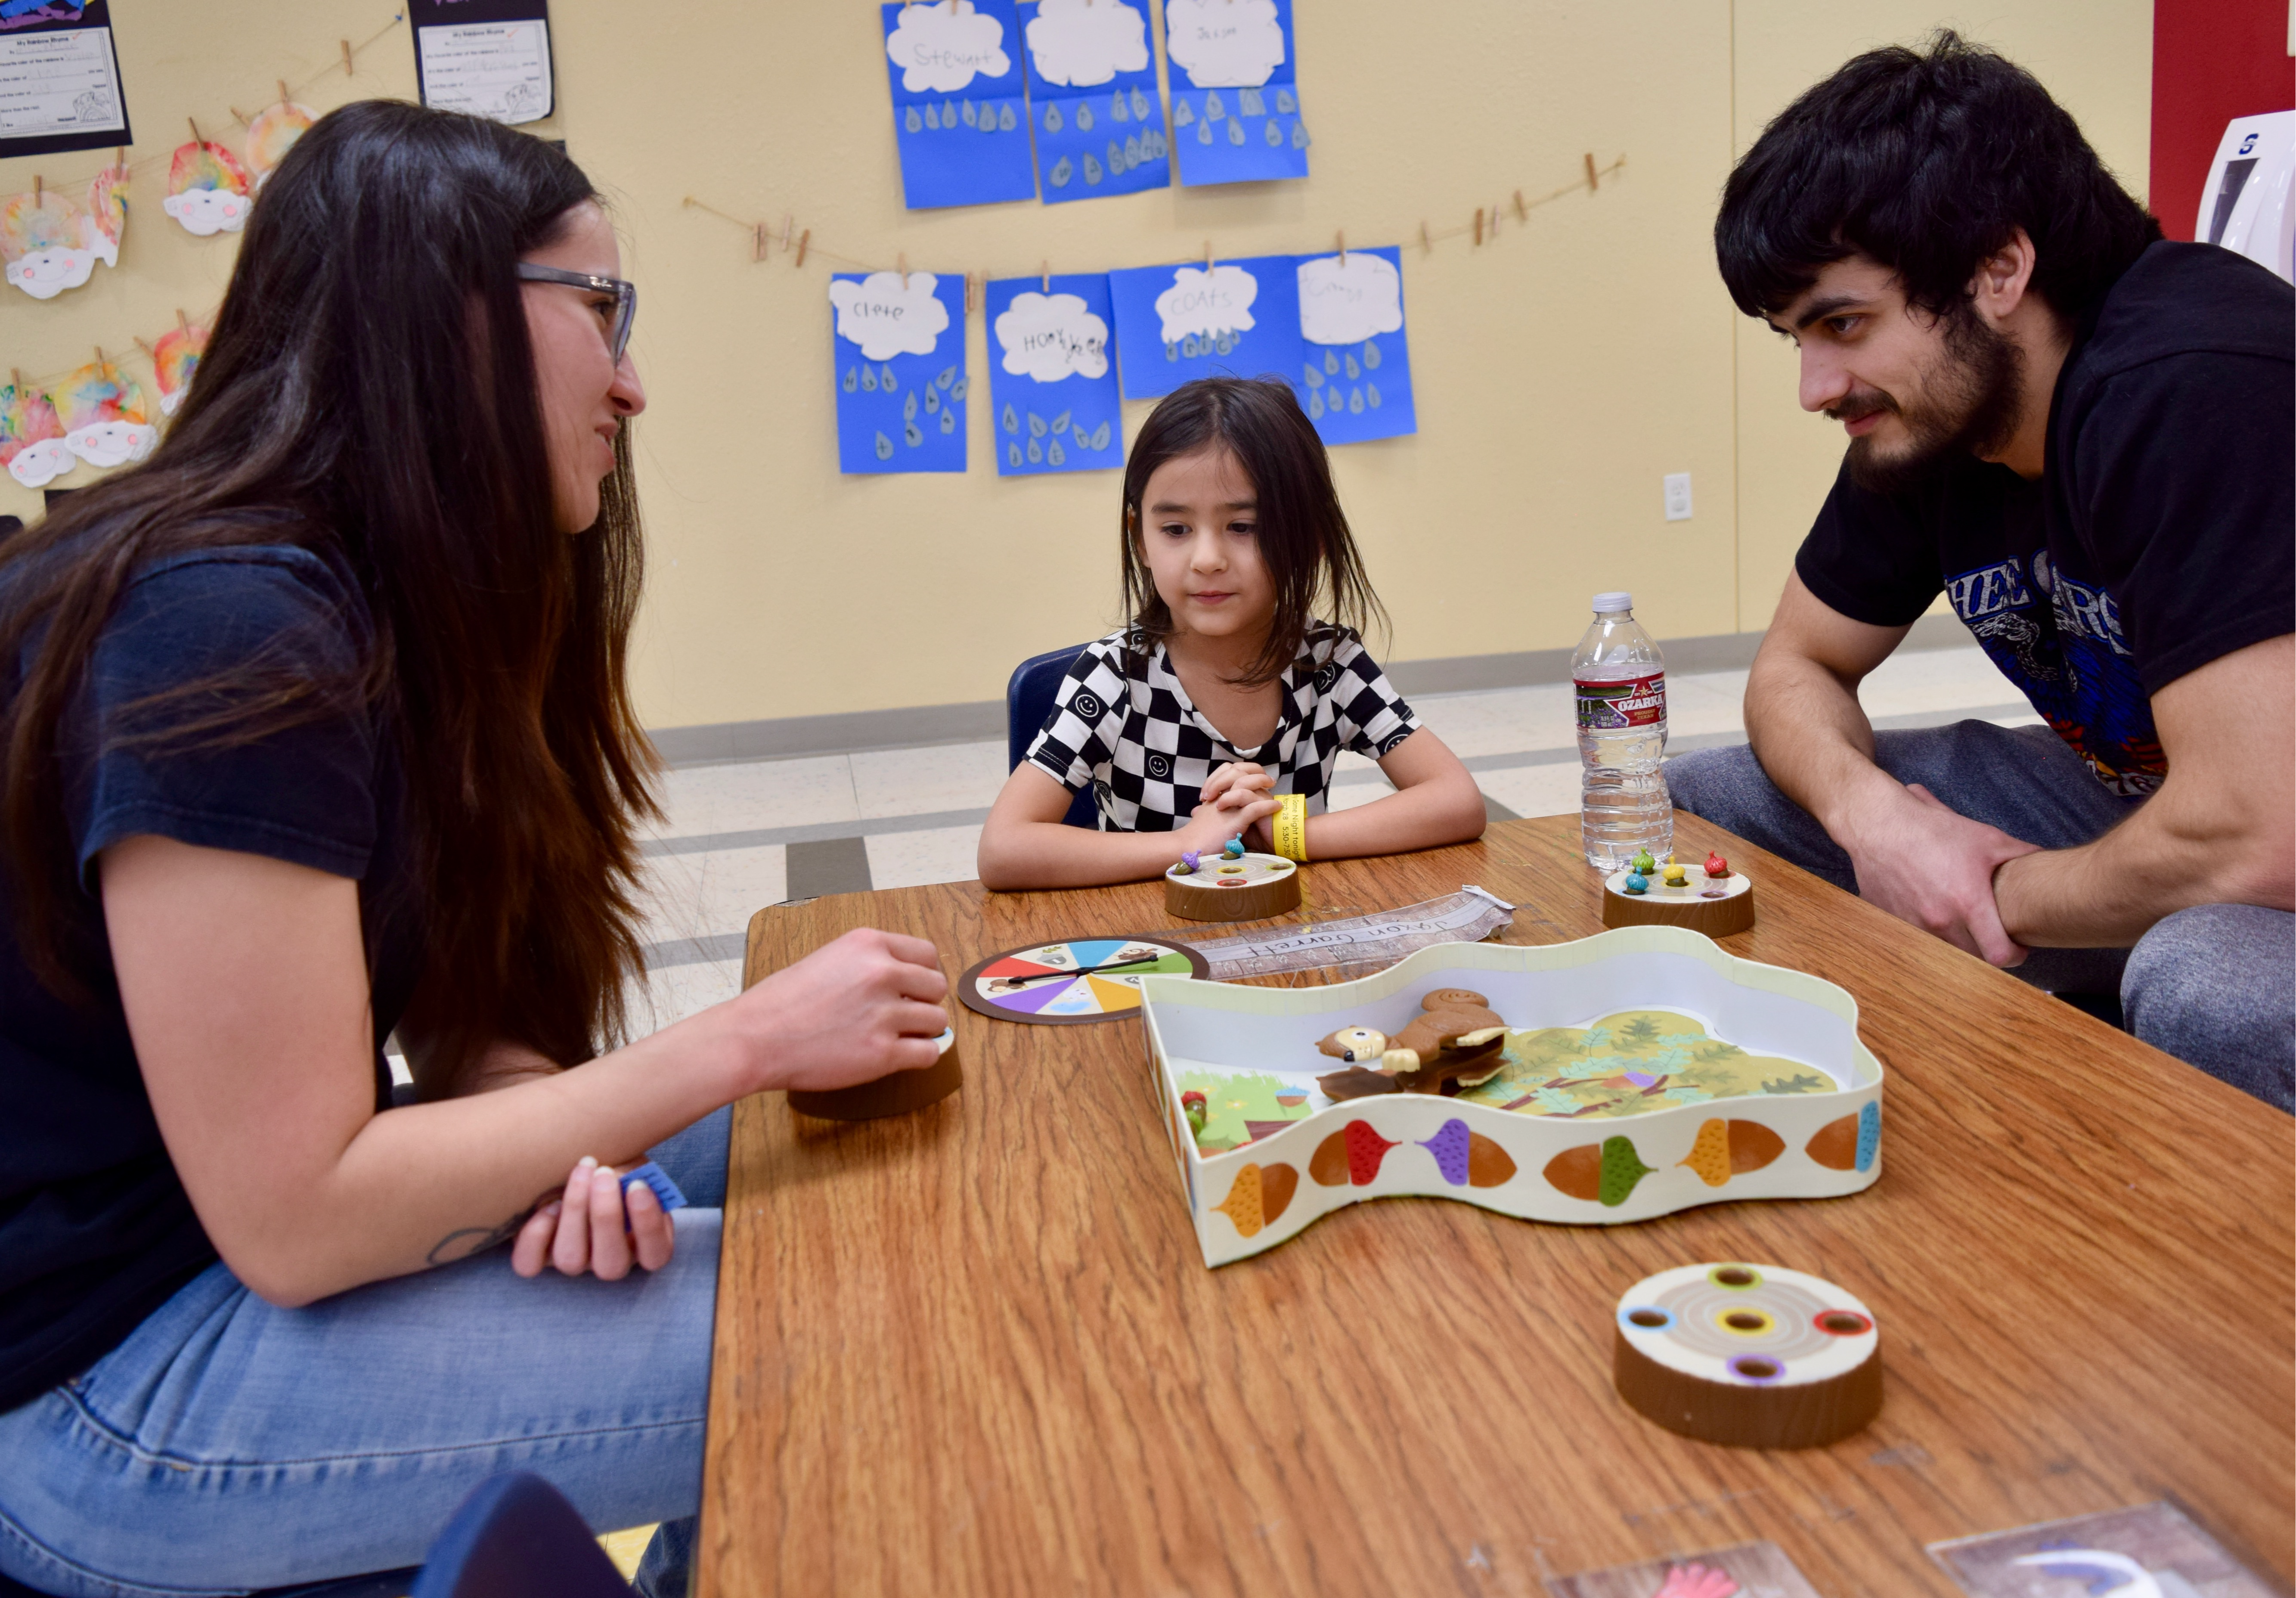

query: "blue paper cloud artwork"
xmin=830 ymin=271 xmax=968 ymax=474
xmin=1295 ymin=247 xmax=1416 ymax=444
xmin=987 ymin=273 xmax=1125 ymax=475
xmin=1106 ymin=254 xmax=1303 ymax=401
xmin=1018 ymin=0 xmax=1171 ymax=203
xmin=882 ymin=0 xmax=1036 ymax=209
xmin=1162 ymin=0 xmax=1307 ymax=188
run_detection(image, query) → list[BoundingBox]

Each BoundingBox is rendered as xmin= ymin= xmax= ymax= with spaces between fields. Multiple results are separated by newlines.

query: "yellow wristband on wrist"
xmin=1273 ymin=792 xmax=1308 ymax=861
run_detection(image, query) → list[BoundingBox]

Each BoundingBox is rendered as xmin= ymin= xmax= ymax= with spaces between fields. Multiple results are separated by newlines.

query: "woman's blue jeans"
xmin=0 ymin=1108 xmax=730 ymax=1598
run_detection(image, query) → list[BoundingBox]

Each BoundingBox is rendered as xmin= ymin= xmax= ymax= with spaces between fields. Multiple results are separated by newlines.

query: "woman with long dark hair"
xmin=0 ymin=102 xmax=947 ymax=1596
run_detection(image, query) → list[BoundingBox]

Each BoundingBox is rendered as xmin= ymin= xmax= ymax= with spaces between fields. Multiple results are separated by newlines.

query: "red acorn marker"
xmin=1310 ymin=1120 xmax=1401 ymax=1186
xmin=1703 ymin=851 xmax=1729 ymax=879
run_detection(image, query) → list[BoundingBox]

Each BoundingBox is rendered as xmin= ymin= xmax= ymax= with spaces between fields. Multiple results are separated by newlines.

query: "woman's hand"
xmin=729 ymin=927 xmax=951 ymax=1094
xmin=511 ymin=1156 xmax=673 ymax=1280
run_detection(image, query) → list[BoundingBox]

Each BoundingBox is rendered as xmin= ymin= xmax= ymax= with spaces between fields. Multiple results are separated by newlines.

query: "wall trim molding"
xmin=645 ymin=614 xmax=1972 ymax=767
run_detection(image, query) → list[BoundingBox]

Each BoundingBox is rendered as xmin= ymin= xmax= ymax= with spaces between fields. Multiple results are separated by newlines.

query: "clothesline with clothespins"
xmin=681 ymin=152 xmax=1627 ymax=303
xmin=7 ymin=304 xmax=219 ymax=398
xmin=0 ymin=11 xmax=409 ymax=200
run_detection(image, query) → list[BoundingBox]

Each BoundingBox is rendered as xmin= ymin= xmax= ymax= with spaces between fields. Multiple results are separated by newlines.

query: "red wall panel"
xmin=2151 ymin=0 xmax=2295 ymax=239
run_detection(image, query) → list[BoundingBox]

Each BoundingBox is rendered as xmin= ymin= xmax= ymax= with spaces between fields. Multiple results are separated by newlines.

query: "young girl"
xmin=978 ymin=377 xmax=1485 ymax=889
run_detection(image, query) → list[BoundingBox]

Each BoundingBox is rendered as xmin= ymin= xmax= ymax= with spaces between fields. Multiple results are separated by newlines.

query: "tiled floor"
xmin=622 ymin=640 xmax=2036 ymax=1034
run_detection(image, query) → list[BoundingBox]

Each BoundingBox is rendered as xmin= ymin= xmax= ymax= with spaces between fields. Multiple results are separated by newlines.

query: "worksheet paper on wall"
xmin=1107 ymin=254 xmax=1302 ymax=401
xmin=882 ymin=0 xmax=1036 ymax=209
xmin=411 ymin=0 xmax=555 ymax=127
xmin=1295 ymin=247 xmax=1416 ymax=444
xmin=0 ymin=1 xmax=131 ymax=161
xmin=1019 ymin=0 xmax=1170 ymax=203
xmin=830 ymin=270 xmax=969 ymax=474
xmin=1162 ymin=0 xmax=1305 ymax=187
xmin=987 ymin=272 xmax=1123 ymax=475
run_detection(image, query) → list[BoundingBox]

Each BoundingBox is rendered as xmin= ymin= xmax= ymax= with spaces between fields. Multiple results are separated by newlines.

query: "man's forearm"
xmin=1742 ymin=645 xmax=1901 ymax=847
xmin=1995 ymin=785 xmax=2293 ymax=947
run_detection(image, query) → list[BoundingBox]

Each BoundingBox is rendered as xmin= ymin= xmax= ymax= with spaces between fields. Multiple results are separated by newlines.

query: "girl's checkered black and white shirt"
xmin=1023 ymin=624 xmax=1422 ymax=832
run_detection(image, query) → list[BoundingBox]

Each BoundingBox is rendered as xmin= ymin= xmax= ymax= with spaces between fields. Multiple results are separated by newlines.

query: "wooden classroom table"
xmin=700 ymin=813 xmax=2293 ymax=1598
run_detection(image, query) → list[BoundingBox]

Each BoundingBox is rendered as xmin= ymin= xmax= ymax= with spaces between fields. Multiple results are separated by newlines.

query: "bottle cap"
xmin=1592 ymin=591 xmax=1633 ymax=613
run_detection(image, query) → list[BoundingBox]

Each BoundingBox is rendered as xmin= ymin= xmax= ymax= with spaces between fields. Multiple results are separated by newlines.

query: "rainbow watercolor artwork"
xmin=56 ymin=360 xmax=158 ymax=470
xmin=152 ymin=323 xmax=208 ymax=417
xmin=164 ymin=141 xmax=253 ymax=236
xmin=245 ymin=103 xmax=317 ymax=188
xmin=0 ymin=385 xmax=71 ymax=490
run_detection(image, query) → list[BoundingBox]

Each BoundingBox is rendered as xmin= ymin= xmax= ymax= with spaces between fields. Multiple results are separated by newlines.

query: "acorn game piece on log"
xmin=788 ymin=1024 xmax=962 ymax=1121
xmin=1165 ymin=850 xmax=1301 ymax=922
xmin=1613 ymin=1262 xmax=1881 ymax=1449
xmin=1603 ymin=852 xmax=1755 ymax=935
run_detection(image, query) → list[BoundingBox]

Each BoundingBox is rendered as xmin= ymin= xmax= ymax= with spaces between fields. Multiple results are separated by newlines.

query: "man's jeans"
xmin=1667 ymin=721 xmax=2293 ymax=1111
xmin=0 ymin=1110 xmax=730 ymax=1597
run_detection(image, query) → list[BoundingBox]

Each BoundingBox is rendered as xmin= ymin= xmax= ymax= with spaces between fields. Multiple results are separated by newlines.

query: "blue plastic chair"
xmin=410 ymin=1473 xmax=629 ymax=1598
xmin=1006 ymin=642 xmax=1102 ymax=830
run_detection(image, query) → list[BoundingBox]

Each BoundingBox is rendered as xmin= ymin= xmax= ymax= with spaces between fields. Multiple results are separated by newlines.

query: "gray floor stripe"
xmin=642 ymin=806 xmax=994 ymax=858
xmin=645 ymin=931 xmax=750 ymax=970
xmin=786 ymin=835 xmax=874 ymax=900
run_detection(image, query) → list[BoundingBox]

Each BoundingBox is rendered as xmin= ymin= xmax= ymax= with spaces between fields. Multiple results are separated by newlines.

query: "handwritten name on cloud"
xmin=1025 ymin=0 xmax=1149 ymax=87
xmin=830 ymin=272 xmax=952 ymax=361
xmin=886 ymin=0 xmax=1012 ymax=94
xmin=1297 ymin=253 xmax=1402 ymax=346
xmin=1164 ymin=0 xmax=1283 ymax=88
xmin=995 ymin=291 xmax=1112 ymax=382
xmin=1153 ymin=264 xmax=1259 ymax=345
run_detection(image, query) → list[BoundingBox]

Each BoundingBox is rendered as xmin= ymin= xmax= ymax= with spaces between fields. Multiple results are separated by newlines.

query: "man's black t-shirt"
xmin=0 ymin=538 xmax=424 ymax=1413
xmin=1796 ymin=242 xmax=2294 ymax=797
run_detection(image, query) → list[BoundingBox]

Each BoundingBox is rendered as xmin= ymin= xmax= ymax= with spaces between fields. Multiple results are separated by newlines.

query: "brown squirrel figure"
xmin=1315 ymin=987 xmax=1509 ymax=1101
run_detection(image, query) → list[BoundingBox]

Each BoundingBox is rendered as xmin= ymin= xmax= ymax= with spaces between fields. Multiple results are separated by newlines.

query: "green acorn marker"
xmin=1599 ymin=1135 xmax=1655 ymax=1206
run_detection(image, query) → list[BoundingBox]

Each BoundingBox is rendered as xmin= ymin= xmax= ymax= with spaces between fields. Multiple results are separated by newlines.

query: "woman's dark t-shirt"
xmin=0 ymin=540 xmax=423 ymax=1413
xmin=1794 ymin=241 xmax=2295 ymax=797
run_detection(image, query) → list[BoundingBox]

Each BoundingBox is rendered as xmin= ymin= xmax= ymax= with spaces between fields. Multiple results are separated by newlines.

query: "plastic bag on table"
xmin=1183 ymin=887 xmax=1515 ymax=981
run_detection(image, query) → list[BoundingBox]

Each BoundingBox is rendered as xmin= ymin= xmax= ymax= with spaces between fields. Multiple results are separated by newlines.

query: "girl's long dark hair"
xmin=0 ymin=100 xmax=656 ymax=1073
xmin=1120 ymin=376 xmax=1385 ymax=687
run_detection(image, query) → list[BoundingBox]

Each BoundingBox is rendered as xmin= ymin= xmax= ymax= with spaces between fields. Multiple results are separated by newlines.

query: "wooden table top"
xmin=700 ymin=814 xmax=2293 ymax=1598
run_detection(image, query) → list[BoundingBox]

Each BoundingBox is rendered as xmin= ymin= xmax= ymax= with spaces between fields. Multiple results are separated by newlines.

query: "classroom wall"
xmin=0 ymin=2 xmax=2151 ymax=735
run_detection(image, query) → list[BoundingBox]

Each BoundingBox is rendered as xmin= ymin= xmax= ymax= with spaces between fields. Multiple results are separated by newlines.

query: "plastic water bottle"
xmin=1574 ymin=591 xmax=1672 ymax=869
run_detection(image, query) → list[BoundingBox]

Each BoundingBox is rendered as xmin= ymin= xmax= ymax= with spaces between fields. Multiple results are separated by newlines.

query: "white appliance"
xmin=2194 ymin=110 xmax=2296 ymax=284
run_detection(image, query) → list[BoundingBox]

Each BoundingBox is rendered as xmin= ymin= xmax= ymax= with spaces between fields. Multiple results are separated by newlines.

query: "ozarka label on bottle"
xmin=1574 ymin=672 xmax=1667 ymax=732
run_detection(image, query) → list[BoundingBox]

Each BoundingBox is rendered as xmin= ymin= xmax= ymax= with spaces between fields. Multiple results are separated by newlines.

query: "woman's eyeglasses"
xmin=515 ymin=264 xmax=637 ymax=365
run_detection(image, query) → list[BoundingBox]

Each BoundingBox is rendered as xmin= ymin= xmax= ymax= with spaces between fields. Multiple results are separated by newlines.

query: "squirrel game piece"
xmin=1613 ymin=1263 xmax=1881 ymax=1449
xmin=1165 ymin=850 xmax=1301 ymax=922
xmin=1314 ymin=988 xmax=1509 ymax=1100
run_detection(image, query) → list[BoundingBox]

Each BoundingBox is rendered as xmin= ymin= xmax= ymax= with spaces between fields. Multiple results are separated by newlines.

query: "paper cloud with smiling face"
xmin=830 ymin=271 xmax=953 ymax=362
xmin=885 ymin=0 xmax=1011 ymax=93
xmin=1 ymin=190 xmax=99 ymax=301
xmin=1297 ymin=253 xmax=1403 ymax=346
xmin=1153 ymin=264 xmax=1258 ymax=346
xmin=1024 ymin=0 xmax=1149 ymax=87
xmin=1 ymin=385 xmax=71 ymax=490
xmin=164 ymin=140 xmax=253 ymax=236
xmin=995 ymin=292 xmax=1110 ymax=383
xmin=1164 ymin=0 xmax=1284 ymax=87
xmin=57 ymin=361 xmax=158 ymax=470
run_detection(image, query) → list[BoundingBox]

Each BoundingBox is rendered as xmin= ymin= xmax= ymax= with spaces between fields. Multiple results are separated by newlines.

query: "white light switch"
xmin=1663 ymin=472 xmax=1694 ymax=521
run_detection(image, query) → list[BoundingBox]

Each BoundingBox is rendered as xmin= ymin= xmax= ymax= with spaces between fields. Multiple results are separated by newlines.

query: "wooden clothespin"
xmin=112 ymin=146 xmax=125 ymax=177
xmin=278 ymin=80 xmax=292 ymax=111
xmin=93 ymin=345 xmax=108 ymax=372
xmin=896 ymin=251 xmax=909 ymax=288
xmin=177 ymin=308 xmax=190 ymax=334
xmin=1473 ymin=206 xmax=1484 ymax=247
xmin=1512 ymin=189 xmax=1528 ymax=223
xmin=231 ymin=108 xmax=250 ymax=128
xmin=1584 ymin=152 xmax=1599 ymax=192
xmin=134 ymin=336 xmax=155 ymax=357
xmin=964 ymin=272 xmax=979 ymax=315
xmin=1335 ymin=229 xmax=1345 ymax=264
xmin=1418 ymin=220 xmax=1431 ymax=256
xmin=780 ymin=214 xmax=794 ymax=253
xmin=751 ymin=221 xmax=768 ymax=262
xmin=793 ymin=229 xmax=810 ymax=268
xmin=31 ymin=175 xmax=40 ymax=205
xmin=189 ymin=117 xmax=203 ymax=146
xmin=1041 ymin=259 xmax=1050 ymax=292
xmin=9 ymin=369 xmax=22 ymax=393
xmin=341 ymin=38 xmax=355 ymax=77
xmin=1203 ymin=239 xmax=1215 ymax=271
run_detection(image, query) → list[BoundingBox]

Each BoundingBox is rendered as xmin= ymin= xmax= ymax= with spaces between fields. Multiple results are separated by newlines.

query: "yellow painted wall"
xmin=0 ymin=2 xmax=2149 ymax=731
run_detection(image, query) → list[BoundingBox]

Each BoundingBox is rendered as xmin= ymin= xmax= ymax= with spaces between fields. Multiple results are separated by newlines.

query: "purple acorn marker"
xmin=1419 ymin=1118 xmax=1473 ymax=1186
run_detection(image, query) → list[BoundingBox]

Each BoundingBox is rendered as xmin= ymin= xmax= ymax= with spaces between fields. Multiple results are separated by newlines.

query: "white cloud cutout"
xmin=1025 ymin=0 xmax=1148 ymax=87
xmin=4 ymin=246 xmax=96 ymax=301
xmin=885 ymin=0 xmax=1011 ymax=94
xmin=162 ymin=188 xmax=250 ymax=237
xmin=995 ymin=291 xmax=1110 ymax=382
xmin=1164 ymin=0 xmax=1284 ymax=87
xmin=1153 ymin=264 xmax=1258 ymax=345
xmin=830 ymin=271 xmax=951 ymax=361
xmin=65 ymin=419 xmax=157 ymax=469
xmin=5 ymin=438 xmax=70 ymax=490
xmin=1296 ymin=253 xmax=1403 ymax=345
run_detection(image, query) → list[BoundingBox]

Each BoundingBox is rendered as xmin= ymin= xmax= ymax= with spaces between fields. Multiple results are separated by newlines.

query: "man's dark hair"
xmin=1716 ymin=31 xmax=2160 ymax=321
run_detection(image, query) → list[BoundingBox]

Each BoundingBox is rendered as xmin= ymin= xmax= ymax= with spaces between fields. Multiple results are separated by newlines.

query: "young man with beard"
xmin=1667 ymin=34 xmax=2293 ymax=1106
